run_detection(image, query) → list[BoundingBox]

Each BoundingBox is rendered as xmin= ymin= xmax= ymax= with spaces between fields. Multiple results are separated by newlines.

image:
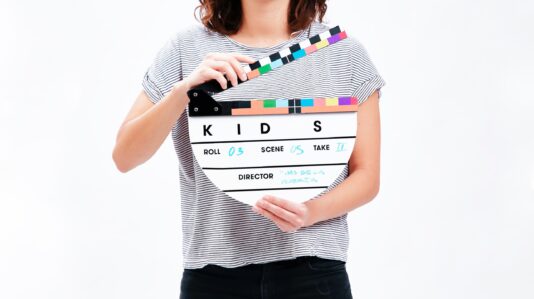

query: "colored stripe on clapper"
xmin=214 ymin=97 xmax=358 ymax=116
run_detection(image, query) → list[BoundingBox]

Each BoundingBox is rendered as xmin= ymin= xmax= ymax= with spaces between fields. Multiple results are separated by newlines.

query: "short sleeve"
xmin=349 ymin=38 xmax=386 ymax=105
xmin=142 ymin=34 xmax=183 ymax=104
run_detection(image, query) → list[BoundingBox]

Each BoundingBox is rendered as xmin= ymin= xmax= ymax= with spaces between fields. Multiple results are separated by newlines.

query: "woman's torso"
xmin=153 ymin=20 xmax=360 ymax=269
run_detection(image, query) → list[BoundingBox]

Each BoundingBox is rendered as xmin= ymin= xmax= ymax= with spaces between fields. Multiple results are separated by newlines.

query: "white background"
xmin=1 ymin=0 xmax=533 ymax=298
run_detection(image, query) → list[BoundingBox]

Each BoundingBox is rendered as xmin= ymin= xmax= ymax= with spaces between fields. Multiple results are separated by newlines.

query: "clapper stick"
xmin=187 ymin=25 xmax=348 ymax=117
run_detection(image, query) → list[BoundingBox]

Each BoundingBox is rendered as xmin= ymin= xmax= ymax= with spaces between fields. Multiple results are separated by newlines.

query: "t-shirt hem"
xmin=142 ymin=71 xmax=164 ymax=104
xmin=181 ymin=246 xmax=348 ymax=270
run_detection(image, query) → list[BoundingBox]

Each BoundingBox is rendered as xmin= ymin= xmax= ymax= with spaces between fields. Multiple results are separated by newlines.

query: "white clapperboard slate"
xmin=186 ymin=25 xmax=359 ymax=206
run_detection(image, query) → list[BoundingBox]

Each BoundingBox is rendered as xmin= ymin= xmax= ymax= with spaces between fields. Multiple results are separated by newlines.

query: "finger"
xmin=208 ymin=53 xmax=249 ymax=82
xmin=208 ymin=60 xmax=238 ymax=87
xmin=226 ymin=56 xmax=248 ymax=81
xmin=257 ymin=198 xmax=303 ymax=228
xmin=202 ymin=67 xmax=227 ymax=89
xmin=254 ymin=206 xmax=295 ymax=232
xmin=228 ymin=53 xmax=255 ymax=80
xmin=262 ymin=195 xmax=305 ymax=217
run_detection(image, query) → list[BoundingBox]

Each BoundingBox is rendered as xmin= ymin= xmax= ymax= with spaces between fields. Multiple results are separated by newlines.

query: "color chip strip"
xmin=242 ymin=25 xmax=347 ymax=81
xmin=214 ymin=97 xmax=358 ymax=116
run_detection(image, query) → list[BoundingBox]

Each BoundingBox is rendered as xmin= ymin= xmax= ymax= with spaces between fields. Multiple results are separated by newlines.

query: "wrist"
xmin=178 ymin=77 xmax=191 ymax=91
xmin=169 ymin=79 xmax=190 ymax=105
xmin=304 ymin=200 xmax=319 ymax=227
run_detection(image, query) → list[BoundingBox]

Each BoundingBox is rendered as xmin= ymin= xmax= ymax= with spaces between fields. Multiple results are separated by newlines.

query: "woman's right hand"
xmin=181 ymin=52 xmax=256 ymax=91
xmin=113 ymin=52 xmax=256 ymax=173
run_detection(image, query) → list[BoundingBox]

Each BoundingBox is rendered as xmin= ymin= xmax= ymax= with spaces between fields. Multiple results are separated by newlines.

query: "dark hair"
xmin=194 ymin=0 xmax=328 ymax=36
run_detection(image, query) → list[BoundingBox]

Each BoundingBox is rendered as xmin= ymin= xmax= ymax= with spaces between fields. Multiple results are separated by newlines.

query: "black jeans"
xmin=179 ymin=256 xmax=353 ymax=299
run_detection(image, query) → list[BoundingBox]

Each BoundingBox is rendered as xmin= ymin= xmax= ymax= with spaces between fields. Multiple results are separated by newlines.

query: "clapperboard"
xmin=187 ymin=26 xmax=359 ymax=206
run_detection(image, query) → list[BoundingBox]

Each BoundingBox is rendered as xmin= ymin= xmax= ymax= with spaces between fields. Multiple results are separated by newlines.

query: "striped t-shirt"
xmin=142 ymin=20 xmax=386 ymax=269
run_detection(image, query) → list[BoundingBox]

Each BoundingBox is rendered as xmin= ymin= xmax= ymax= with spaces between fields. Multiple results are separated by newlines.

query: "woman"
xmin=112 ymin=0 xmax=385 ymax=298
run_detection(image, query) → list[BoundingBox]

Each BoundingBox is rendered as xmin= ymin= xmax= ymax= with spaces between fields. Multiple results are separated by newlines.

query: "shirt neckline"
xmin=222 ymin=21 xmax=315 ymax=51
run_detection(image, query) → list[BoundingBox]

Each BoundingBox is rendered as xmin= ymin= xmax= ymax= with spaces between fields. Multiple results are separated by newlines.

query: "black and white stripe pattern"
xmin=142 ymin=20 xmax=386 ymax=269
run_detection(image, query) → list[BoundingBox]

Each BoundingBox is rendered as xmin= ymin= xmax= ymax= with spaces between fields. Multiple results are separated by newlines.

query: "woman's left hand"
xmin=252 ymin=195 xmax=316 ymax=232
